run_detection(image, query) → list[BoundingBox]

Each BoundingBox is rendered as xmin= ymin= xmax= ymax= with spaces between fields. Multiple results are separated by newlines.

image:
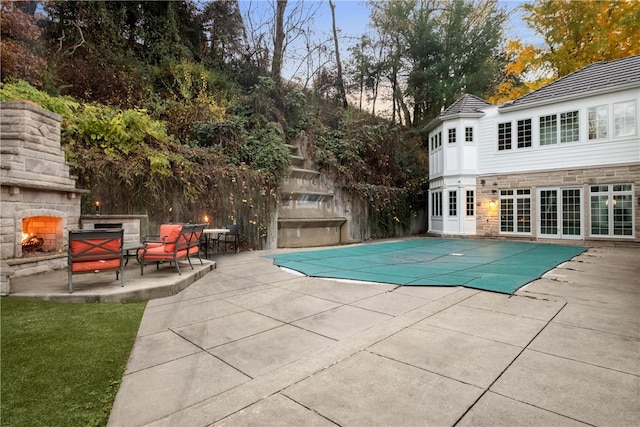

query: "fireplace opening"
xmin=21 ymin=216 xmax=63 ymax=256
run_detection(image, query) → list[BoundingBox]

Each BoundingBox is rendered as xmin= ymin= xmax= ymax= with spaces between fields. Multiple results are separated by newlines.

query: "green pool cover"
xmin=267 ymin=238 xmax=587 ymax=294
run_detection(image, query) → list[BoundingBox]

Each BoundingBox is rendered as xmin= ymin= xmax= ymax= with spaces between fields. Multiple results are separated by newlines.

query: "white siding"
xmin=478 ymin=89 xmax=640 ymax=175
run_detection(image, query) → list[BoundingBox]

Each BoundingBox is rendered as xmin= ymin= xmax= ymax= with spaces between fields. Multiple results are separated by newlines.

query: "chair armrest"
xmin=142 ymin=239 xmax=165 ymax=247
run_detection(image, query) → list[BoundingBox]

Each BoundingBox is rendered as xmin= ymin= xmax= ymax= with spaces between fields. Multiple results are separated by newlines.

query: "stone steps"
xmin=277 ymin=143 xmax=347 ymax=248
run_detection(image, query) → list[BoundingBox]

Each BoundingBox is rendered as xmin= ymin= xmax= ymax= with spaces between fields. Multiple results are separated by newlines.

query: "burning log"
xmin=22 ymin=235 xmax=44 ymax=252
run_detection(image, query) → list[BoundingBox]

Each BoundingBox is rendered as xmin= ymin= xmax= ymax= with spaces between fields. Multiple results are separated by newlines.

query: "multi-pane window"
xmin=431 ymin=192 xmax=442 ymax=217
xmin=540 ymin=111 xmax=579 ymax=145
xmin=540 ymin=115 xmax=557 ymax=145
xmin=613 ymin=100 xmax=637 ymax=137
xmin=517 ymin=119 xmax=532 ymax=148
xmin=590 ymin=184 xmax=634 ymax=237
xmin=560 ymin=111 xmax=579 ymax=143
xmin=465 ymin=127 xmax=473 ymax=143
xmin=498 ymin=122 xmax=512 ymax=150
xmin=466 ymin=190 xmax=474 ymax=216
xmin=588 ymin=105 xmax=608 ymax=140
xmin=590 ymin=185 xmax=609 ymax=235
xmin=448 ymin=128 xmax=456 ymax=144
xmin=562 ymin=189 xmax=581 ymax=236
xmin=449 ymin=191 xmax=457 ymax=216
xmin=500 ymin=189 xmax=531 ymax=233
xmin=540 ymin=190 xmax=558 ymax=234
xmin=430 ymin=132 xmax=443 ymax=152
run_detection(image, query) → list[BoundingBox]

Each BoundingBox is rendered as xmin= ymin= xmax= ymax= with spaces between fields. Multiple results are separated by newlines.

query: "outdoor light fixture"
xmin=203 ymin=215 xmax=210 ymax=224
xmin=95 ymin=200 xmax=101 ymax=215
xmin=489 ymin=200 xmax=496 ymax=209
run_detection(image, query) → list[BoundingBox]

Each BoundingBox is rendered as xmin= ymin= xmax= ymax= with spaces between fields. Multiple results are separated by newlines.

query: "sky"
xmin=315 ymin=0 xmax=541 ymax=47
xmin=238 ymin=0 xmax=543 ymax=82
xmin=239 ymin=0 xmax=542 ymax=85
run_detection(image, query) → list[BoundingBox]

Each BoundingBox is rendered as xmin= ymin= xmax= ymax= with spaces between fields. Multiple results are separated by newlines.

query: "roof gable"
xmin=501 ymin=54 xmax=640 ymax=110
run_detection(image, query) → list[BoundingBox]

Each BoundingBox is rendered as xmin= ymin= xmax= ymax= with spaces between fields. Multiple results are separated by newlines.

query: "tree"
xmin=200 ymin=0 xmax=246 ymax=69
xmin=406 ymin=0 xmax=506 ymax=124
xmin=271 ymin=0 xmax=287 ymax=84
xmin=42 ymin=1 xmax=206 ymax=105
xmin=347 ymin=35 xmax=374 ymax=111
xmin=0 ymin=1 xmax=45 ymax=85
xmin=328 ymin=0 xmax=347 ymax=109
xmin=492 ymin=0 xmax=640 ymax=102
xmin=368 ymin=0 xmax=415 ymax=125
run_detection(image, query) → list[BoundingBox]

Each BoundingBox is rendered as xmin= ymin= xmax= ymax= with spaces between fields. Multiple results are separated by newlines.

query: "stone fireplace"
xmin=1 ymin=101 xmax=88 ymax=294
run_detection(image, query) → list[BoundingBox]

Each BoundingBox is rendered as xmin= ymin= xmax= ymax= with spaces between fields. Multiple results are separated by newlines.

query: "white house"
xmin=426 ymin=54 xmax=640 ymax=243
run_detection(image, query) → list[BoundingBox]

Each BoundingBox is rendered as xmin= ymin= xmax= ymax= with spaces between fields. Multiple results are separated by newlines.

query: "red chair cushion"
xmin=162 ymin=224 xmax=183 ymax=253
xmin=71 ymin=238 xmax=120 ymax=254
xmin=72 ymin=259 xmax=121 ymax=272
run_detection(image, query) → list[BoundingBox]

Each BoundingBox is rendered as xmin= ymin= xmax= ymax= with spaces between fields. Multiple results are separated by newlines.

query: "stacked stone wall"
xmin=1 ymin=101 xmax=86 ymax=294
xmin=476 ymin=164 xmax=640 ymax=241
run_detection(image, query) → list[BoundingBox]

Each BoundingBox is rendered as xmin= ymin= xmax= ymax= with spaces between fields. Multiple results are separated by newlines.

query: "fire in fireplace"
xmin=21 ymin=216 xmax=63 ymax=255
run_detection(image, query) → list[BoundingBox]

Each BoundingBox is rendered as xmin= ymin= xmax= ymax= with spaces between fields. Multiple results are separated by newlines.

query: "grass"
xmin=1 ymin=298 xmax=146 ymax=427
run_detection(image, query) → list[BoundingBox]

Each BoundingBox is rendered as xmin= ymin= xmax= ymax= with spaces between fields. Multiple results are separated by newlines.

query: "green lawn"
xmin=1 ymin=298 xmax=146 ymax=427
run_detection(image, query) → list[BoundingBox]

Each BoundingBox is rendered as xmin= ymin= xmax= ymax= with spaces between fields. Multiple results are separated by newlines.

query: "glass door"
xmin=538 ymin=188 xmax=582 ymax=238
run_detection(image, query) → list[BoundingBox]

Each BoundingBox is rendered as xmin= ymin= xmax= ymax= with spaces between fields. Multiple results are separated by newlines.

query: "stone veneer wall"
xmin=0 ymin=101 xmax=87 ymax=294
xmin=80 ymin=215 xmax=147 ymax=245
xmin=476 ymin=163 xmax=640 ymax=241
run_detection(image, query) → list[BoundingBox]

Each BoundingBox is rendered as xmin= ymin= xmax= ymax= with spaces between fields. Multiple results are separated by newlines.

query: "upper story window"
xmin=430 ymin=132 xmax=443 ymax=152
xmin=465 ymin=127 xmax=473 ymax=143
xmin=448 ymin=128 xmax=456 ymax=144
xmin=517 ymin=119 xmax=532 ymax=148
xmin=498 ymin=122 xmax=512 ymax=150
xmin=613 ymin=100 xmax=637 ymax=137
xmin=588 ymin=105 xmax=608 ymax=140
xmin=560 ymin=111 xmax=579 ymax=143
xmin=540 ymin=114 xmax=558 ymax=145
xmin=540 ymin=110 xmax=579 ymax=145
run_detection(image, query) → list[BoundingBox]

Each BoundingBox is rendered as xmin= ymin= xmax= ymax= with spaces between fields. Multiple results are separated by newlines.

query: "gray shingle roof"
xmin=441 ymin=93 xmax=491 ymax=116
xmin=423 ymin=93 xmax=490 ymax=132
xmin=501 ymin=54 xmax=640 ymax=110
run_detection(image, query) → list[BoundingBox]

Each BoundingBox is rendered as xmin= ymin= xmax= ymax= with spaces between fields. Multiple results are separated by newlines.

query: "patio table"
xmin=202 ymin=228 xmax=230 ymax=259
xmin=122 ymin=243 xmax=144 ymax=266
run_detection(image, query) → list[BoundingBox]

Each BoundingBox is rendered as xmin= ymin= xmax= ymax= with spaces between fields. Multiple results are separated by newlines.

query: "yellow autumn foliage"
xmin=492 ymin=0 xmax=640 ymax=103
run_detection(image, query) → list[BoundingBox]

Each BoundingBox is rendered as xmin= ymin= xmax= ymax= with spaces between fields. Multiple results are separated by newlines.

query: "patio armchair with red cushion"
xmin=137 ymin=223 xmax=205 ymax=275
xmin=68 ymin=228 xmax=125 ymax=293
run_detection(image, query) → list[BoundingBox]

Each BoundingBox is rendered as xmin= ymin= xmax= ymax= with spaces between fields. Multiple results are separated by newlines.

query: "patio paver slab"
xmin=283 ymin=351 xmax=483 ymax=427
xmin=491 ymin=349 xmax=640 ymax=426
xmin=209 ymin=324 xmax=335 ymax=378
xmin=369 ymin=325 xmax=522 ymax=388
xmin=414 ymin=304 xmax=548 ymax=347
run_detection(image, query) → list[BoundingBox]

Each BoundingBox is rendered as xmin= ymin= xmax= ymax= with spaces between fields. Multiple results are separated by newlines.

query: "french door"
xmin=538 ymin=188 xmax=582 ymax=238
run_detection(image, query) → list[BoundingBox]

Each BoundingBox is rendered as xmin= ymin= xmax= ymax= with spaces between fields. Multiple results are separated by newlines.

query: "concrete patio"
xmin=7 ymin=242 xmax=640 ymax=426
